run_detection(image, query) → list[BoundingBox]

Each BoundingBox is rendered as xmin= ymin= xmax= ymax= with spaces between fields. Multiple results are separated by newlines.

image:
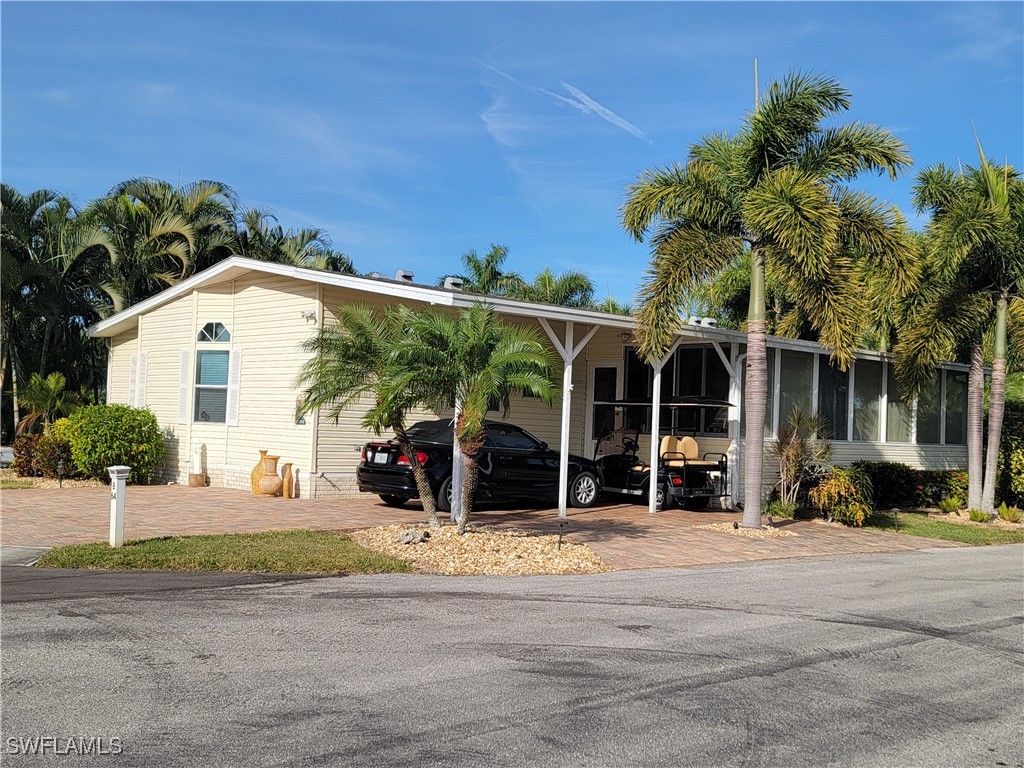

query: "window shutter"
xmin=127 ymin=353 xmax=138 ymax=407
xmin=177 ymin=349 xmax=191 ymax=423
xmin=136 ymin=352 xmax=149 ymax=408
xmin=226 ymin=349 xmax=243 ymax=426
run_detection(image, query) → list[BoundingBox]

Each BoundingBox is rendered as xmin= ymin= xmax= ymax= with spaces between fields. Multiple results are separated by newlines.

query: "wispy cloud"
xmin=943 ymin=5 xmax=1022 ymax=64
xmin=558 ymin=81 xmax=649 ymax=142
xmin=481 ymin=64 xmax=650 ymax=143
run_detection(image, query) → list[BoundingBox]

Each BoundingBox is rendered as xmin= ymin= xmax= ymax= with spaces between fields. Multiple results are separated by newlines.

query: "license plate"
xmin=373 ymin=452 xmax=389 ymax=464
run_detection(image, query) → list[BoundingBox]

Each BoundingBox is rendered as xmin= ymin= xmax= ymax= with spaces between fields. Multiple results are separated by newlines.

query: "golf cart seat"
xmin=631 ymin=464 xmax=650 ymax=473
xmin=659 ymin=435 xmax=724 ymax=469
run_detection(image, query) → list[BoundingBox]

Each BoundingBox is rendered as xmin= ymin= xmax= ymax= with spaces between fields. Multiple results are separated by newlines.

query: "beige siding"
xmin=107 ymin=326 xmax=138 ymax=405
xmin=197 ymin=274 xmax=318 ymax=484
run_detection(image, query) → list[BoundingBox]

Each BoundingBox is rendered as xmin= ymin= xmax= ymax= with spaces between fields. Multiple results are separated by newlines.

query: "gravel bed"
xmin=350 ymin=524 xmax=611 ymax=576
xmin=694 ymin=522 xmax=797 ymax=539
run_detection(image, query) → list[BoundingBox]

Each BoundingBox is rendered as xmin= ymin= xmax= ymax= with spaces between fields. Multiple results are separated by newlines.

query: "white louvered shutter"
xmin=136 ymin=352 xmax=149 ymax=408
xmin=226 ymin=349 xmax=243 ymax=426
xmin=127 ymin=353 xmax=138 ymax=407
xmin=177 ymin=349 xmax=191 ymax=423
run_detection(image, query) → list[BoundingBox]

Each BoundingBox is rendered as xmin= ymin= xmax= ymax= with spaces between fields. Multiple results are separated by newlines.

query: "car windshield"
xmin=404 ymin=420 xmax=454 ymax=444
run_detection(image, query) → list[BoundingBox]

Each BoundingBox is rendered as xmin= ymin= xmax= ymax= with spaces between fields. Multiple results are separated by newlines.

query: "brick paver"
xmin=0 ymin=485 xmax=961 ymax=570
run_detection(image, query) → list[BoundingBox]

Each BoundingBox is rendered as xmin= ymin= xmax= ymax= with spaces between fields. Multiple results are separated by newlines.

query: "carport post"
xmin=539 ymin=319 xmax=599 ymax=518
xmin=648 ymin=362 xmax=663 ymax=515
xmin=108 ymin=465 xmax=130 ymax=547
xmin=451 ymin=397 xmax=463 ymax=523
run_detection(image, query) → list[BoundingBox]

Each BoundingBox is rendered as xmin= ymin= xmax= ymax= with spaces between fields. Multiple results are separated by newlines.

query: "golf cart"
xmin=594 ymin=397 xmax=730 ymax=510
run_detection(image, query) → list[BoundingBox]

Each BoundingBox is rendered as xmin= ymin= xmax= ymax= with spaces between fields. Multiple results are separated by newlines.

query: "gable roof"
xmin=87 ymin=255 xmax=691 ymax=339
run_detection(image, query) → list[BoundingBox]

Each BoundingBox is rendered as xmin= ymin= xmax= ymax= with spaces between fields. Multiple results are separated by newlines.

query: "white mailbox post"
xmin=108 ymin=465 xmax=131 ymax=547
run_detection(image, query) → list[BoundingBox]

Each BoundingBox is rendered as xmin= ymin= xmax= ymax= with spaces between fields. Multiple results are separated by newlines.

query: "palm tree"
xmin=595 ymin=296 xmax=633 ymax=316
xmin=235 ymin=208 xmax=355 ymax=273
xmin=621 ymin=71 xmax=912 ymax=527
xmin=109 ymin=178 xmax=237 ymax=275
xmin=393 ymin=304 xmax=557 ymax=533
xmin=16 ymin=372 xmax=82 ymax=433
xmin=508 ymin=267 xmax=596 ymax=308
xmin=85 ymin=192 xmax=195 ymax=307
xmin=295 ymin=304 xmax=442 ymax=528
xmin=437 ymin=244 xmax=524 ymax=296
xmin=896 ymin=148 xmax=1022 ymax=513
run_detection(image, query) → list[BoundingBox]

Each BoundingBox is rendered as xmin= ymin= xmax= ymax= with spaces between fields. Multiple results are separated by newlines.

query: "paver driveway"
xmin=0 ymin=484 xmax=961 ymax=569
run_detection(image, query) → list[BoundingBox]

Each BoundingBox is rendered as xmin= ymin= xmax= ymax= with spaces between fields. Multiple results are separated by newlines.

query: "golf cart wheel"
xmin=379 ymin=494 xmax=409 ymax=508
xmin=569 ymin=471 xmax=599 ymax=508
xmin=656 ymin=484 xmax=674 ymax=510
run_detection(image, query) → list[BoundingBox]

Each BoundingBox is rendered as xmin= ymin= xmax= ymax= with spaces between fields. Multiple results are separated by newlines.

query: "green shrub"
xmin=809 ymin=467 xmax=873 ymax=527
xmin=33 ymin=433 xmax=77 ymax=478
xmin=997 ymin=503 xmax=1023 ymax=524
xmin=852 ymin=461 xmax=969 ymax=509
xmin=997 ymin=405 xmax=1024 ymax=508
xmin=65 ymin=405 xmax=164 ymax=483
xmin=937 ymin=497 xmax=961 ymax=515
xmin=765 ymin=500 xmax=797 ymax=519
xmin=12 ymin=434 xmax=41 ymax=476
xmin=967 ymin=509 xmax=991 ymax=523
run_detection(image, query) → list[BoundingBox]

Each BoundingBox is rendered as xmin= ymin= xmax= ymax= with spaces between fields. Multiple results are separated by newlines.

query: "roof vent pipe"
xmin=395 ymin=269 xmax=415 ymax=282
xmin=367 ymin=272 xmax=387 ymax=280
xmin=688 ymin=316 xmax=702 ymax=326
xmin=444 ymin=276 xmax=465 ymax=291
xmin=701 ymin=318 xmax=718 ymax=327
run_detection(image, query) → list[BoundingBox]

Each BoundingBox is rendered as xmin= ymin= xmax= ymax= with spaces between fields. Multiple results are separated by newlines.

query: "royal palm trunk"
xmin=981 ymin=297 xmax=1009 ymax=513
xmin=741 ymin=251 xmax=768 ymax=528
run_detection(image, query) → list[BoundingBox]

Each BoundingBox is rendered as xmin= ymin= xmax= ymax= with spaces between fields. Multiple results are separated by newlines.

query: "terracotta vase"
xmin=258 ymin=455 xmax=282 ymax=496
xmin=251 ymin=450 xmax=269 ymax=494
xmin=282 ymin=463 xmax=294 ymax=500
xmin=259 ymin=472 xmax=283 ymax=497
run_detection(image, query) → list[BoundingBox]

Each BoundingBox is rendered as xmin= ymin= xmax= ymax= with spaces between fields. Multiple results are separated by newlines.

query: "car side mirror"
xmin=540 ymin=442 xmax=548 ymax=450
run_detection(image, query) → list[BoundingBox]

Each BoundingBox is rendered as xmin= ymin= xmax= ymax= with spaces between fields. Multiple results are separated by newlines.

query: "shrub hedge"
xmin=998 ymin=405 xmax=1024 ymax=508
xmin=64 ymin=405 xmax=164 ymax=483
xmin=33 ymin=433 xmax=77 ymax=478
xmin=12 ymin=434 xmax=41 ymax=476
xmin=850 ymin=461 xmax=968 ymax=509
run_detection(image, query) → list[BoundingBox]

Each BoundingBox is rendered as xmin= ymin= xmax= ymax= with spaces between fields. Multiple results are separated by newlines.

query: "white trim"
xmin=177 ymin=349 xmax=191 ymax=423
xmin=847 ymin=361 xmax=856 ymax=442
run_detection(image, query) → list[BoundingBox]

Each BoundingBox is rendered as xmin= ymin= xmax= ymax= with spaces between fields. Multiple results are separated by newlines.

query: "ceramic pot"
xmin=258 ymin=472 xmax=283 ymax=497
xmin=251 ymin=450 xmax=269 ymax=494
xmin=282 ymin=463 xmax=294 ymax=499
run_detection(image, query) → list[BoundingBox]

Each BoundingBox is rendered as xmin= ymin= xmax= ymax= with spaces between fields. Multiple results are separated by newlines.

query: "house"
xmin=87 ymin=256 xmax=969 ymax=511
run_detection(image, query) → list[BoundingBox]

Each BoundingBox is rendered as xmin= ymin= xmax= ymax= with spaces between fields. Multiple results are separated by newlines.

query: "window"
xmin=195 ymin=350 xmax=229 ymax=422
xmin=886 ymin=365 xmax=912 ymax=443
xmin=197 ymin=322 xmax=230 ymax=342
xmin=818 ymin=358 xmax=849 ymax=441
xmin=853 ymin=360 xmax=883 ymax=442
xmin=779 ymin=350 xmax=813 ymax=425
xmin=944 ymin=371 xmax=968 ymax=445
xmin=917 ymin=374 xmax=941 ymax=444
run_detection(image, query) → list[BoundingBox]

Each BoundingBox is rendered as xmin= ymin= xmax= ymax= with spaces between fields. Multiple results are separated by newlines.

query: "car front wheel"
xmin=569 ymin=471 xmax=599 ymax=508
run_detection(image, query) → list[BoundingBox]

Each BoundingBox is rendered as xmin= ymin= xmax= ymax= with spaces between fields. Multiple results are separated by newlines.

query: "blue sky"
xmin=3 ymin=2 xmax=1022 ymax=304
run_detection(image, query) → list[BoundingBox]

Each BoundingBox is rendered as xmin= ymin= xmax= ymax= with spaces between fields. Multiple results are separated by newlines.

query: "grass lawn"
xmin=0 ymin=477 xmax=34 ymax=490
xmin=35 ymin=530 xmax=414 ymax=574
xmin=864 ymin=511 xmax=1024 ymax=546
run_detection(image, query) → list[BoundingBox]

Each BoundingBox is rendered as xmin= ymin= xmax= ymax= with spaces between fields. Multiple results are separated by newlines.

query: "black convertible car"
xmin=357 ymin=419 xmax=601 ymax=511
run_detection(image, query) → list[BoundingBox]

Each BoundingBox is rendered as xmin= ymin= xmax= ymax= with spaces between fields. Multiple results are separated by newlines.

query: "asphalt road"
xmin=2 ymin=546 xmax=1023 ymax=768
